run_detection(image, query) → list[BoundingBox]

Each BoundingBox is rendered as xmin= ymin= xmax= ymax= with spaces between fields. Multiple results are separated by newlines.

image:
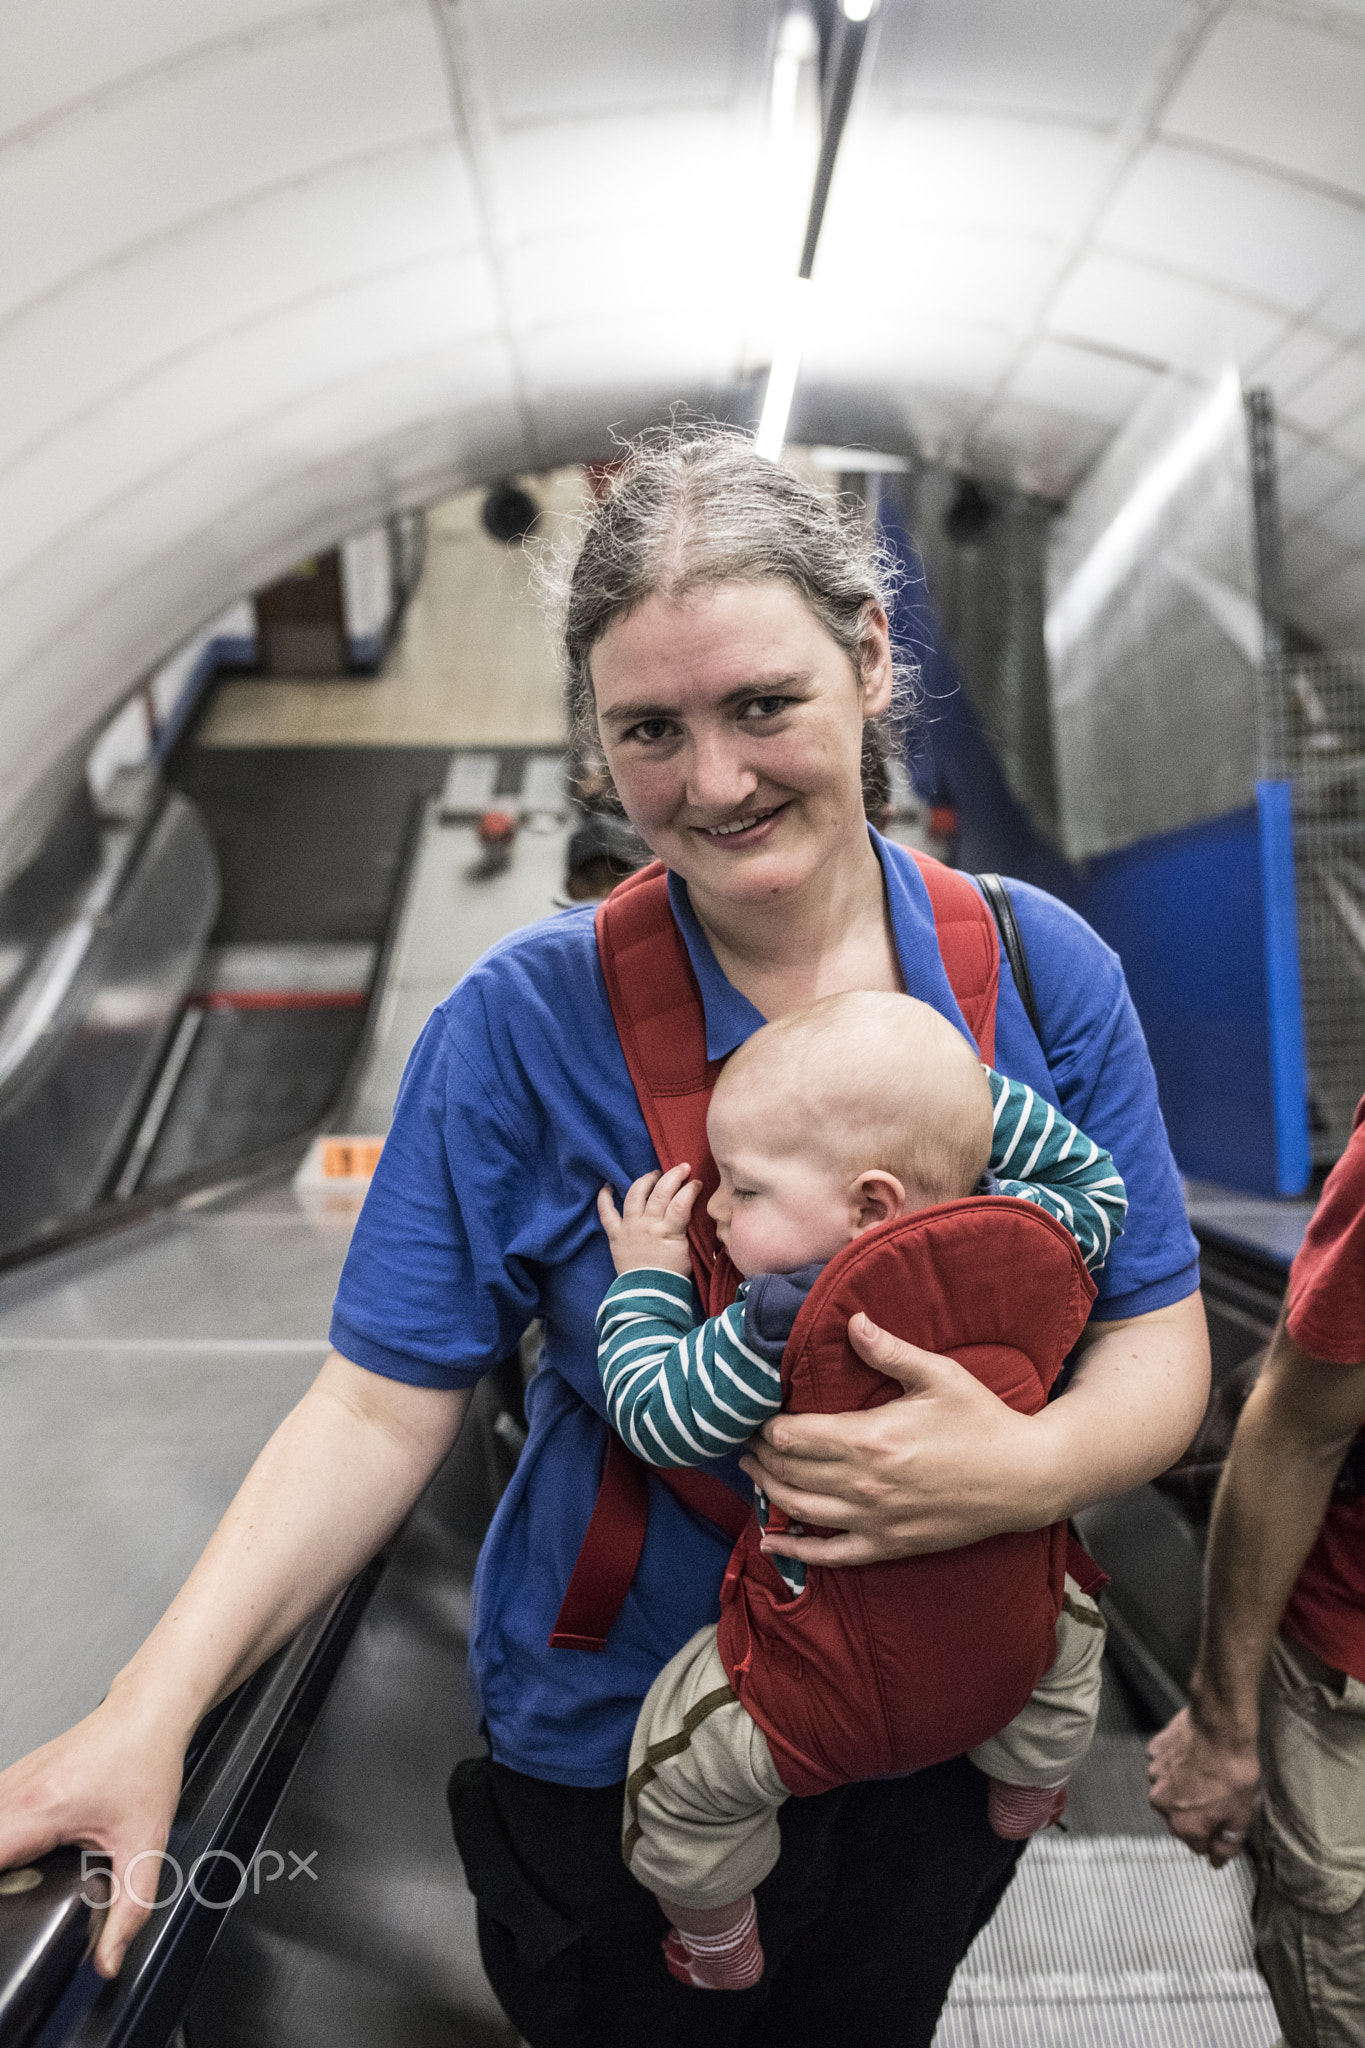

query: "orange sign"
xmin=320 ymin=1139 xmax=384 ymax=1180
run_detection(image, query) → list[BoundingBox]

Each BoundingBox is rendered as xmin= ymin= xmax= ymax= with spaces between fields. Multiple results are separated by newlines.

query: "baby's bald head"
xmin=710 ymin=991 xmax=992 ymax=1209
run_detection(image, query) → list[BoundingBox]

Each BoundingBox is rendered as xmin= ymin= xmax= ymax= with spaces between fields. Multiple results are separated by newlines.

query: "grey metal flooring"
xmin=0 ymin=1180 xmax=338 ymax=1769
xmin=347 ymin=800 xmax=571 ymax=1135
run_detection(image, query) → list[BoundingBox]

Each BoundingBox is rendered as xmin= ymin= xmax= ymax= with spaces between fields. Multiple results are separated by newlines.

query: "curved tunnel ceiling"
xmin=3 ymin=0 xmax=1365 ymax=882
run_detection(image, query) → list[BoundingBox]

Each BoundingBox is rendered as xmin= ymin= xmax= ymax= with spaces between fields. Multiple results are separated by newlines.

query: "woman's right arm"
xmin=0 ymin=1351 xmax=468 ymax=1978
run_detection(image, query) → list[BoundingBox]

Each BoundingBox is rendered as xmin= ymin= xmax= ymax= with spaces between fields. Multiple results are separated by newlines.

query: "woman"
xmin=0 ymin=431 xmax=1208 ymax=2045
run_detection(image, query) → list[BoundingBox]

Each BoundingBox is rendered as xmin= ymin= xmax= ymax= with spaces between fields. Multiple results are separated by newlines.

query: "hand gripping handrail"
xmin=0 ymin=1556 xmax=384 ymax=2048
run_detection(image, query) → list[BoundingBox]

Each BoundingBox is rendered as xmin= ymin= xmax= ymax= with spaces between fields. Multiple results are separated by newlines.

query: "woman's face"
xmin=591 ymin=579 xmax=892 ymax=912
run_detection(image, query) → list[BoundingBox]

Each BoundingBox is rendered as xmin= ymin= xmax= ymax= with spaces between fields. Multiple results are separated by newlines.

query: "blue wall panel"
xmin=882 ymin=499 xmax=1310 ymax=1196
xmin=1079 ymin=807 xmax=1282 ymax=1194
xmin=1256 ymin=779 xmax=1312 ymax=1196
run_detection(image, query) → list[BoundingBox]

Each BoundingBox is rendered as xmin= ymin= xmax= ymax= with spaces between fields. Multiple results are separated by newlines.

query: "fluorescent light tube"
xmin=755 ymin=279 xmax=812 ymax=460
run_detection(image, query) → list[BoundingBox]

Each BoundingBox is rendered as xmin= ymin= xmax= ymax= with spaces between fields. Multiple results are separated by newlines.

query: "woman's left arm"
xmin=742 ymin=1285 xmax=1209 ymax=1567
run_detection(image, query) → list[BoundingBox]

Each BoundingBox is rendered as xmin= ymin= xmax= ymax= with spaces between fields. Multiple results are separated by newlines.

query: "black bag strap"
xmin=975 ymin=873 xmax=1043 ymax=1044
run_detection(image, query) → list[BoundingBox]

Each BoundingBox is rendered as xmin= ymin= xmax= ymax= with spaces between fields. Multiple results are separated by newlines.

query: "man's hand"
xmin=1146 ymin=1330 xmax=1365 ymax=1874
xmin=598 ymin=1164 xmax=699 ymax=1279
xmin=1148 ymin=1707 xmax=1261 ymax=1868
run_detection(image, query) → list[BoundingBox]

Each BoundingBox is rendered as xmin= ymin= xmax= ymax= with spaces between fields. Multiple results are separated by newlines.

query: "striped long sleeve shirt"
xmin=596 ymin=1070 xmax=1127 ymax=1594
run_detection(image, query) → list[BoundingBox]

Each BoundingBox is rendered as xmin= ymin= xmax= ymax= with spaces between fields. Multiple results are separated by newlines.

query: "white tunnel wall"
xmin=4 ymin=0 xmax=1365 ymax=888
xmin=0 ymin=0 xmax=775 ymax=888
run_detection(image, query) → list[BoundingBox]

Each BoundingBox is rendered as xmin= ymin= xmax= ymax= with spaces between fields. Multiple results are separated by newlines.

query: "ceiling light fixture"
xmin=755 ymin=3 xmax=877 ymax=459
xmin=810 ymin=446 xmax=911 ymax=473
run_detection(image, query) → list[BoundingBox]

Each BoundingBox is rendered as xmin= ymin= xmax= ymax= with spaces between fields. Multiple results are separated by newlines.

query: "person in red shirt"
xmin=1149 ymin=1097 xmax=1365 ymax=2046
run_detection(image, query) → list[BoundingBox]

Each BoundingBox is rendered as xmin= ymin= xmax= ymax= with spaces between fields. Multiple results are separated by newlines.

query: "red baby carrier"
xmin=550 ymin=855 xmax=1101 ymax=1797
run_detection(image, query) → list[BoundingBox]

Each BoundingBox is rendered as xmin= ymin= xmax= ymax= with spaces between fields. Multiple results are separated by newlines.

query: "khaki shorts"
xmin=623 ymin=1580 xmax=1106 ymax=1914
xmin=968 ymin=1579 xmax=1106 ymax=1787
xmin=623 ymin=1623 xmax=789 ymax=1910
xmin=1249 ymin=1634 xmax=1365 ymax=2048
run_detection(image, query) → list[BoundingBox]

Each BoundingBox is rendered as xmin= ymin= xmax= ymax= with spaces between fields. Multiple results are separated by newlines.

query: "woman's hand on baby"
xmin=597 ymin=1165 xmax=700 ymax=1279
xmin=739 ymin=1311 xmax=1053 ymax=1564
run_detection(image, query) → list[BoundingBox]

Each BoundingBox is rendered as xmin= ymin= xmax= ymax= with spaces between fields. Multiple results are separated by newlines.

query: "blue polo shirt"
xmin=330 ymin=834 xmax=1198 ymax=1786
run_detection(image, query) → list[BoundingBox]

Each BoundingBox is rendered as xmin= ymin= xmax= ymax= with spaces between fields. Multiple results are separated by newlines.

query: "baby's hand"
xmin=597 ymin=1164 xmax=700 ymax=1279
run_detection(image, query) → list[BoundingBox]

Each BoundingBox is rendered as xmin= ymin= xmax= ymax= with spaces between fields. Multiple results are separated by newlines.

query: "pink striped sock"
xmin=662 ymin=1896 xmax=765 ymax=1991
xmin=987 ymin=1779 xmax=1068 ymax=1840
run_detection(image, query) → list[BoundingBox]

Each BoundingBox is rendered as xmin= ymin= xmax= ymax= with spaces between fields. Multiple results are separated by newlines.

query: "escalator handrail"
xmin=0 ymin=1556 xmax=386 ymax=2048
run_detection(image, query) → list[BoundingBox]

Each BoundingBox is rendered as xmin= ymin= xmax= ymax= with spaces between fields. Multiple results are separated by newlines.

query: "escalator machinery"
xmin=1075 ymin=1226 xmax=1293 ymax=1722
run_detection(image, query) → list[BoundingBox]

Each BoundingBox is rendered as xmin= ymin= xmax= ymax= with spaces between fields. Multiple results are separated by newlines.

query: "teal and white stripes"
xmin=596 ymin=1270 xmax=804 ymax=1595
xmin=598 ymin=1273 xmax=779 ymax=1468
xmin=986 ymin=1069 xmax=1127 ymax=1271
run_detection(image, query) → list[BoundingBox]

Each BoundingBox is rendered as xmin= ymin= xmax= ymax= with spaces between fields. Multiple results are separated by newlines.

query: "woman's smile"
xmin=696 ymin=802 xmax=787 ymax=844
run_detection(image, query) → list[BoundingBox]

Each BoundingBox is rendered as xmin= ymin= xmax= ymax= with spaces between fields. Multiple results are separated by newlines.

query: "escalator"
xmin=1077 ymin=1225 xmax=1293 ymax=1724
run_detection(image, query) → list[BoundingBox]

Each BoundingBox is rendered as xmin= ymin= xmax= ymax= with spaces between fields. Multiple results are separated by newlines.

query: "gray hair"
xmin=544 ymin=423 xmax=918 ymax=784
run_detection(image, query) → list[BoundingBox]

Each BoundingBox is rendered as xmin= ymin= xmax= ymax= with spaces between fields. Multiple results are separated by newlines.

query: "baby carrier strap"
xmin=548 ymin=1435 xmax=749 ymax=1652
xmin=589 ymin=860 xmax=744 ymax=1316
xmin=550 ymin=852 xmax=1007 ymax=1653
xmin=549 ymin=863 xmax=752 ymax=1650
xmin=906 ymin=849 xmax=1000 ymax=1064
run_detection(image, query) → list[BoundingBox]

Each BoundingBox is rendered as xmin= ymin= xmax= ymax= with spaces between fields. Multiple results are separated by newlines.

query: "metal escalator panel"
xmin=139 ymin=1006 xmax=367 ymax=1190
xmin=0 ymin=795 xmax=219 ymax=1258
xmin=1074 ymin=1485 xmax=1204 ymax=1721
xmin=0 ymin=1179 xmax=524 ymax=2047
xmin=937 ymin=1836 xmax=1277 ymax=2045
xmin=180 ymin=1381 xmax=520 ymax=2048
xmin=1076 ymin=1229 xmax=1289 ymax=1723
xmin=0 ymin=1179 xmax=341 ymax=1777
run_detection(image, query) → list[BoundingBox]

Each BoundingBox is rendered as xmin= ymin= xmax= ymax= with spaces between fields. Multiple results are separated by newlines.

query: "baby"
xmin=596 ymin=991 xmax=1126 ymax=1992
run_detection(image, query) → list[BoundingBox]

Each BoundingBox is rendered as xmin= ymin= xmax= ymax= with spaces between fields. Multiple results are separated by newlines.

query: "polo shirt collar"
xmin=666 ymin=870 xmax=765 ymax=1061
xmin=666 ymin=831 xmax=975 ymax=1064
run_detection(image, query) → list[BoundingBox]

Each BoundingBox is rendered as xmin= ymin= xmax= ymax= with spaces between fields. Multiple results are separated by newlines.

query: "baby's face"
xmin=706 ymin=1094 xmax=854 ymax=1279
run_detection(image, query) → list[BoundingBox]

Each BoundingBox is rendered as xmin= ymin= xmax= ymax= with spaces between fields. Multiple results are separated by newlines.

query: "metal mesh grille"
xmin=1266 ymin=653 xmax=1365 ymax=1164
xmin=905 ymin=384 xmax=1365 ymax=1170
xmin=895 ymin=468 xmax=1061 ymax=843
xmin=1045 ymin=370 xmax=1262 ymax=863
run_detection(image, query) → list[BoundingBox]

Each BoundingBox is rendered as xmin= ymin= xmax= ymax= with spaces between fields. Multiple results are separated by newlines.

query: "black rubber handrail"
xmin=0 ymin=1556 xmax=386 ymax=2048
xmin=0 ymin=1851 xmax=93 ymax=2048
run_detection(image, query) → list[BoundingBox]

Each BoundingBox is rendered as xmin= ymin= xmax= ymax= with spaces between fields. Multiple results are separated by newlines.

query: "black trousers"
xmin=448 ymin=1752 xmax=1023 ymax=2048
